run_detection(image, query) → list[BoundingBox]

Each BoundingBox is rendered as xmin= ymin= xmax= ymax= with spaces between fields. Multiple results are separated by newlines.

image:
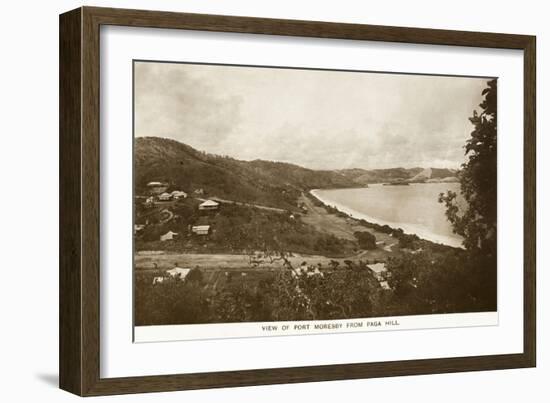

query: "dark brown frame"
xmin=59 ymin=6 xmax=536 ymax=396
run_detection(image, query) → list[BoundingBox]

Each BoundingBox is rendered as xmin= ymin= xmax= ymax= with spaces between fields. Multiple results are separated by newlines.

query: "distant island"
xmin=383 ymin=182 xmax=409 ymax=186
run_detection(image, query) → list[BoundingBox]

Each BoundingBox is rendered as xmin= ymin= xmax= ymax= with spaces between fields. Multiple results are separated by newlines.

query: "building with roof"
xmin=191 ymin=225 xmax=211 ymax=235
xmin=367 ymin=262 xmax=386 ymax=278
xmin=146 ymin=181 xmax=169 ymax=195
xmin=166 ymin=267 xmax=191 ymax=280
xmin=198 ymin=200 xmax=219 ymax=211
xmin=171 ymin=190 xmax=187 ymax=200
xmin=159 ymin=231 xmax=178 ymax=241
xmin=158 ymin=192 xmax=172 ymax=201
xmin=366 ymin=262 xmax=391 ymax=290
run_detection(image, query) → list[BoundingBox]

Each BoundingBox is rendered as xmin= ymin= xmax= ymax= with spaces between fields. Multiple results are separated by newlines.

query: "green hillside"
xmin=135 ymin=137 xmax=356 ymax=210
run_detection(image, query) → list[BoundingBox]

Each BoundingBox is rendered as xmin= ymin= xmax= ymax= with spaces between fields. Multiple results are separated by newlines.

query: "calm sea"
xmin=312 ymin=183 xmax=464 ymax=248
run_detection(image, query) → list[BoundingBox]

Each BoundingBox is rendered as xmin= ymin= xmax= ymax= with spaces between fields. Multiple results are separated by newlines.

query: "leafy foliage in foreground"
xmin=135 ymin=246 xmax=494 ymax=326
xmin=439 ymin=79 xmax=497 ymax=255
xmin=439 ymin=79 xmax=497 ymax=307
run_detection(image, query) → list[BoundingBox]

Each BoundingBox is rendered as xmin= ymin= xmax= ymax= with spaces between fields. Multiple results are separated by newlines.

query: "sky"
xmin=134 ymin=61 xmax=491 ymax=170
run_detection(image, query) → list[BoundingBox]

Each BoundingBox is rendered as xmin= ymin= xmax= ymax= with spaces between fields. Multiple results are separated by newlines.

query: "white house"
xmin=366 ymin=262 xmax=386 ymax=279
xmin=147 ymin=181 xmax=168 ymax=195
xmin=171 ymin=190 xmax=187 ymax=200
xmin=166 ymin=267 xmax=191 ymax=280
xmin=191 ymin=225 xmax=211 ymax=235
xmin=158 ymin=192 xmax=172 ymax=201
xmin=198 ymin=200 xmax=219 ymax=211
xmin=366 ymin=262 xmax=391 ymax=289
xmin=160 ymin=231 xmax=178 ymax=241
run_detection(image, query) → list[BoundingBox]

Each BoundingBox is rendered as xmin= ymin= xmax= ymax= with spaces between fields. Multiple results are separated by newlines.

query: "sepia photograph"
xmin=132 ymin=60 xmax=497 ymax=337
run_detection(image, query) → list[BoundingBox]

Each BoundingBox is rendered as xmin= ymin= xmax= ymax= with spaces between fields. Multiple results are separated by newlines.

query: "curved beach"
xmin=310 ymin=187 xmax=463 ymax=248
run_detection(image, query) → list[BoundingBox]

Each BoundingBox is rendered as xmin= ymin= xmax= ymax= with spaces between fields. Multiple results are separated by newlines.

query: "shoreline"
xmin=309 ymin=188 xmax=463 ymax=249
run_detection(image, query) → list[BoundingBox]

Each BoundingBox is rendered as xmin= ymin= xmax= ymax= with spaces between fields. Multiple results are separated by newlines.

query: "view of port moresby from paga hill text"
xmin=133 ymin=60 xmax=498 ymax=335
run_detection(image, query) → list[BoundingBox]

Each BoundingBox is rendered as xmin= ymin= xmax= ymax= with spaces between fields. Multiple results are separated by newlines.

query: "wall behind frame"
xmin=0 ymin=0 xmax=545 ymax=402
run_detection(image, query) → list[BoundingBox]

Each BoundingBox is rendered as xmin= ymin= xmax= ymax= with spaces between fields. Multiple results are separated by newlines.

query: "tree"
xmin=134 ymin=276 xmax=211 ymax=325
xmin=186 ymin=267 xmax=204 ymax=285
xmin=437 ymin=79 xmax=497 ymax=311
xmin=386 ymin=250 xmax=484 ymax=315
xmin=439 ymin=79 xmax=497 ymax=256
xmin=354 ymin=231 xmax=377 ymax=250
xmin=258 ymin=259 xmax=385 ymax=321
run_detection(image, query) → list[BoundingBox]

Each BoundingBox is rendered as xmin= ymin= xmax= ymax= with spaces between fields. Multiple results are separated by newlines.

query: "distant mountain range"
xmin=339 ymin=167 xmax=459 ymax=185
xmin=135 ymin=137 xmax=459 ymax=210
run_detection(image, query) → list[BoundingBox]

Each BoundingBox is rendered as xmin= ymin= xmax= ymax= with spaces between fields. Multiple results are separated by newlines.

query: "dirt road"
xmin=135 ymin=251 xmax=381 ymax=272
xmin=198 ymin=197 xmax=288 ymax=213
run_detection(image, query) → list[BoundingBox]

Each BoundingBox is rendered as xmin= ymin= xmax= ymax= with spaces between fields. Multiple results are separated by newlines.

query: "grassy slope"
xmin=134 ymin=136 xmax=458 ymax=259
xmin=135 ymin=137 xmax=356 ymax=211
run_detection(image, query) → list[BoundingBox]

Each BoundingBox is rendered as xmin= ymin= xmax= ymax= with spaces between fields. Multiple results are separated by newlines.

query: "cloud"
xmin=135 ymin=62 xmax=243 ymax=149
xmin=135 ymin=61 xmax=489 ymax=170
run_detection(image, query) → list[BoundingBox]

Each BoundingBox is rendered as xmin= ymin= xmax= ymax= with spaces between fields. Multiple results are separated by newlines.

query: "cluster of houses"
xmin=289 ymin=261 xmax=390 ymax=290
xmin=158 ymin=190 xmax=188 ymax=201
xmin=141 ymin=190 xmax=187 ymax=207
xmin=158 ymin=223 xmax=213 ymax=241
xmin=157 ymin=199 xmax=220 ymax=242
xmin=144 ymin=181 xmax=190 ymax=203
xmin=136 ymin=182 xmax=224 ymax=243
xmin=143 ymin=182 xmax=217 ymax=206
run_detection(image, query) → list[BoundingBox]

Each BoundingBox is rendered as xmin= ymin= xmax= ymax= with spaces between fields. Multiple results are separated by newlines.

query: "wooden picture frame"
xmin=59 ymin=6 xmax=536 ymax=396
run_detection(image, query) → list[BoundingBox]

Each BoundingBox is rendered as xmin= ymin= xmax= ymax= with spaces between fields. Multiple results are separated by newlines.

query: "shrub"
xmin=354 ymin=231 xmax=377 ymax=250
xmin=186 ymin=267 xmax=204 ymax=284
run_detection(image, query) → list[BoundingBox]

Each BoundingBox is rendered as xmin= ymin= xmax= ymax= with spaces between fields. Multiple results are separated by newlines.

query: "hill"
xmin=135 ymin=137 xmax=357 ymax=210
xmin=339 ymin=167 xmax=423 ymax=184
xmin=407 ymin=167 xmax=458 ymax=183
xmin=135 ymin=137 xmax=459 ymax=209
xmin=339 ymin=167 xmax=458 ymax=185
